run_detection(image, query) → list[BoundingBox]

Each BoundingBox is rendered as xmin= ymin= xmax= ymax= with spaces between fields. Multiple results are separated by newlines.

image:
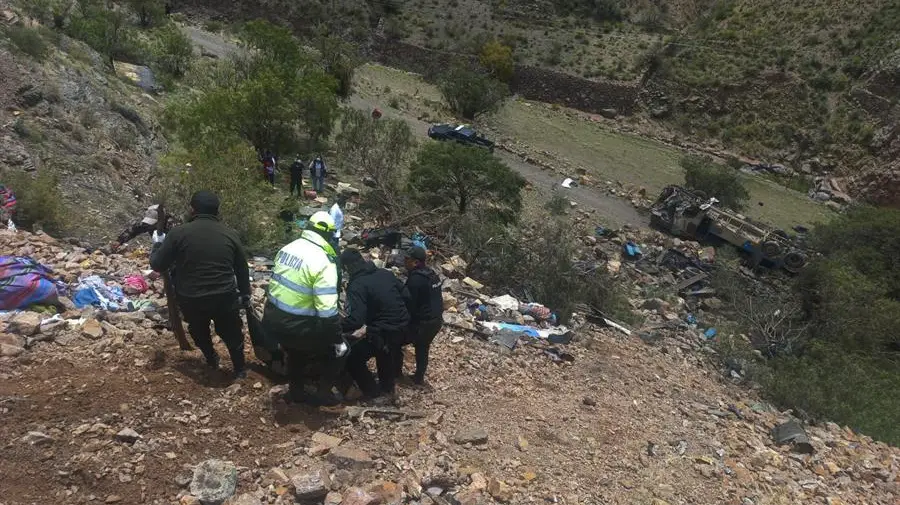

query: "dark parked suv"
xmin=427 ymin=123 xmax=495 ymax=152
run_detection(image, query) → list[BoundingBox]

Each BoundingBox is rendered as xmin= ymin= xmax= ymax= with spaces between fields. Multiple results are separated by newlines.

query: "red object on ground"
xmin=372 ymin=108 xmax=382 ymax=120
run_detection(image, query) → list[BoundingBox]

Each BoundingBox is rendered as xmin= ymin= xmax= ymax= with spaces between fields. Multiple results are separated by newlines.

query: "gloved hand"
xmin=334 ymin=339 xmax=349 ymax=358
xmin=151 ymin=230 xmax=166 ymax=244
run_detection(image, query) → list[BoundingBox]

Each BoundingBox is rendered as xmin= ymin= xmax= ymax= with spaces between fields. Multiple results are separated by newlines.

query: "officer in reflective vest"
xmin=262 ymin=211 xmax=342 ymax=406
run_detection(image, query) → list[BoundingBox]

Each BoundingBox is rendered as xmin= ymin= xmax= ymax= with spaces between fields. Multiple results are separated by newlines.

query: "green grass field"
xmin=355 ymin=63 xmax=834 ymax=230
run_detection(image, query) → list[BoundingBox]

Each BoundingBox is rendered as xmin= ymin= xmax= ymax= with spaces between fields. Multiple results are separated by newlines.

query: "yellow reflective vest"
xmin=267 ymin=230 xmax=338 ymax=318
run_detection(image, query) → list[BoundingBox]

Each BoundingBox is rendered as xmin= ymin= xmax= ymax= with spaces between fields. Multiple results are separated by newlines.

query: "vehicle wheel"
xmin=783 ymin=251 xmax=807 ymax=271
xmin=761 ymin=240 xmax=781 ymax=258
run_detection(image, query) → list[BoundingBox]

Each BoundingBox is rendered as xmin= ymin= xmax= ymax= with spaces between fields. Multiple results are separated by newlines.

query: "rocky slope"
xmin=2 ymin=224 xmax=899 ymax=505
xmin=0 ymin=8 xmax=168 ymax=242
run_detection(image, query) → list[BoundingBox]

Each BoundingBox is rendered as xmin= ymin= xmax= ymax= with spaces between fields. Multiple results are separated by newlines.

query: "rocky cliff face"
xmin=0 ymin=15 xmax=167 ymax=242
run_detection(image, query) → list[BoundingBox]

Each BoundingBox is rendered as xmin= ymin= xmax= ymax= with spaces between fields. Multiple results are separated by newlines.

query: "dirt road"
xmin=182 ymin=26 xmax=647 ymax=228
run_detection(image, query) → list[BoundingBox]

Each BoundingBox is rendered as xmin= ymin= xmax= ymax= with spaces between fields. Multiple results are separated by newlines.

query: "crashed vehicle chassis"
xmin=650 ymin=185 xmax=808 ymax=273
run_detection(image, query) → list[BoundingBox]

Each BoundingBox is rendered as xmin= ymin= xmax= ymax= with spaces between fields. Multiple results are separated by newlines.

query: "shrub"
xmin=156 ymin=144 xmax=279 ymax=251
xmin=437 ymin=65 xmax=509 ymax=120
xmin=17 ymin=0 xmax=70 ymax=29
xmin=544 ymin=193 xmax=569 ymax=215
xmin=128 ymin=0 xmax=166 ymax=28
xmin=766 ymin=344 xmax=900 ymax=445
xmin=450 ymin=216 xmax=628 ymax=323
xmin=318 ymin=35 xmax=360 ymax=99
xmin=151 ymin=22 xmax=194 ymax=78
xmin=67 ymin=3 xmax=133 ymax=66
xmin=408 ymin=142 xmax=525 ymax=222
xmin=479 ymin=39 xmax=514 ymax=82
xmin=680 ymin=155 xmax=750 ymax=210
xmin=168 ymin=20 xmax=339 ymax=155
xmin=4 ymin=25 xmax=50 ymax=61
xmin=203 ymin=20 xmax=224 ymax=33
xmin=1 ymin=169 xmax=67 ymax=233
xmin=335 ymin=109 xmax=416 ymax=221
xmin=807 ymin=206 xmax=900 ymax=298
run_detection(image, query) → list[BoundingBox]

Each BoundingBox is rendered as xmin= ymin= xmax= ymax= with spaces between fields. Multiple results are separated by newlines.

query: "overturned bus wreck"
xmin=650 ymin=185 xmax=808 ymax=273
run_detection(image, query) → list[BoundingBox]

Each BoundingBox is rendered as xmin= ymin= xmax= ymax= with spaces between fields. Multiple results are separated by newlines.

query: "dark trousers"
xmin=346 ymin=331 xmax=399 ymax=397
xmin=393 ymin=319 xmax=442 ymax=381
xmin=312 ymin=175 xmax=324 ymax=192
xmin=283 ymin=346 xmax=339 ymax=403
xmin=178 ymin=293 xmax=245 ymax=372
xmin=265 ymin=172 xmax=275 ymax=186
xmin=289 ymin=177 xmax=302 ymax=196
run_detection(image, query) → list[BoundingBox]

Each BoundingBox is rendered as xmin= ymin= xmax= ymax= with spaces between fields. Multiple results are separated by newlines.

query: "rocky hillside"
xmin=0 ymin=7 xmax=168 ymax=242
xmin=172 ymin=0 xmax=900 ymax=206
xmin=3 ymin=220 xmax=900 ymax=504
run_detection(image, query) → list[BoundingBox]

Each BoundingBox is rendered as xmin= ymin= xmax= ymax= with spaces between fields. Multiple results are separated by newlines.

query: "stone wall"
xmin=369 ymin=39 xmax=639 ymax=115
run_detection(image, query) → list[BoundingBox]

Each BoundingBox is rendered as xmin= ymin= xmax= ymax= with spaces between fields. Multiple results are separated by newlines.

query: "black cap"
xmin=408 ymin=246 xmax=427 ymax=261
xmin=190 ymin=190 xmax=220 ymax=215
xmin=339 ymin=248 xmax=364 ymax=267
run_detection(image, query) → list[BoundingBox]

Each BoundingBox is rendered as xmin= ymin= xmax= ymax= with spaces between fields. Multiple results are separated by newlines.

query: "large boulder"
xmin=190 ymin=459 xmax=237 ymax=505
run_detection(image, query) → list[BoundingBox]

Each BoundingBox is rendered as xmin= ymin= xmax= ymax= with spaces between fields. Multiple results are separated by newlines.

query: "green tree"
xmin=128 ymin=0 xmax=166 ymax=27
xmin=438 ymin=65 xmax=509 ymax=120
xmin=169 ymin=20 xmax=339 ymax=155
xmin=17 ymin=0 xmax=70 ymax=29
xmin=157 ymin=143 xmax=277 ymax=249
xmin=807 ymin=206 xmax=900 ymax=299
xmin=479 ymin=39 xmax=514 ymax=82
xmin=335 ymin=109 xmax=416 ymax=219
xmin=409 ymin=142 xmax=524 ymax=222
xmin=680 ymin=155 xmax=750 ymax=210
xmin=151 ymin=23 xmax=193 ymax=78
xmin=318 ymin=35 xmax=360 ymax=99
xmin=67 ymin=2 xmax=132 ymax=67
xmin=1 ymin=169 xmax=66 ymax=234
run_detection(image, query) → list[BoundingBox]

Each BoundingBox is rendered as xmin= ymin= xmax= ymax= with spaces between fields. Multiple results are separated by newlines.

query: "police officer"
xmin=395 ymin=246 xmax=443 ymax=385
xmin=262 ymin=211 xmax=342 ymax=405
xmin=149 ymin=191 xmax=251 ymax=380
xmin=289 ymin=154 xmax=304 ymax=197
xmin=340 ymin=248 xmax=410 ymax=400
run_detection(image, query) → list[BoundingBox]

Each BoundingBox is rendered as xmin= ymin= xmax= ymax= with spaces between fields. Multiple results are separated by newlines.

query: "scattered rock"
xmin=180 ymin=496 xmax=202 ymax=505
xmin=515 ymin=435 xmax=529 ymax=451
xmin=454 ymin=427 xmax=489 ymax=445
xmin=487 ymin=478 xmax=513 ymax=502
xmin=582 ymin=396 xmax=597 ymax=406
xmin=599 ymin=108 xmax=618 ymax=119
xmin=369 ymin=481 xmax=402 ymax=503
xmin=105 ymin=495 xmax=122 ymax=503
xmin=22 ymin=431 xmax=53 ymax=446
xmin=326 ymin=446 xmax=374 ymax=469
xmin=309 ymin=431 xmax=343 ymax=454
xmin=462 ymin=277 xmax=484 ymax=290
xmin=0 ymin=342 xmax=25 ymax=357
xmin=342 ymin=488 xmax=378 ymax=505
xmin=291 ymin=469 xmax=331 ymax=501
xmin=223 ymin=493 xmax=260 ymax=505
xmin=324 ymin=491 xmax=343 ymax=505
xmin=115 ymin=427 xmax=141 ymax=444
xmin=81 ymin=319 xmax=104 ymax=339
xmin=190 ymin=459 xmax=237 ymax=505
xmin=470 ymin=472 xmax=488 ymax=491
xmin=8 ymin=312 xmax=42 ymax=336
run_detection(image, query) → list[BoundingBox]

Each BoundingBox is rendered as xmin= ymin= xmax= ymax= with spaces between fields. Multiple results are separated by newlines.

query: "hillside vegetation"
xmin=176 ymin=0 xmax=899 ymax=203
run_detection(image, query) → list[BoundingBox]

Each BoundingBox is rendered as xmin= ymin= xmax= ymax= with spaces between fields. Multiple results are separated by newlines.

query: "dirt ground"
xmin=3 ymin=308 xmax=897 ymax=505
